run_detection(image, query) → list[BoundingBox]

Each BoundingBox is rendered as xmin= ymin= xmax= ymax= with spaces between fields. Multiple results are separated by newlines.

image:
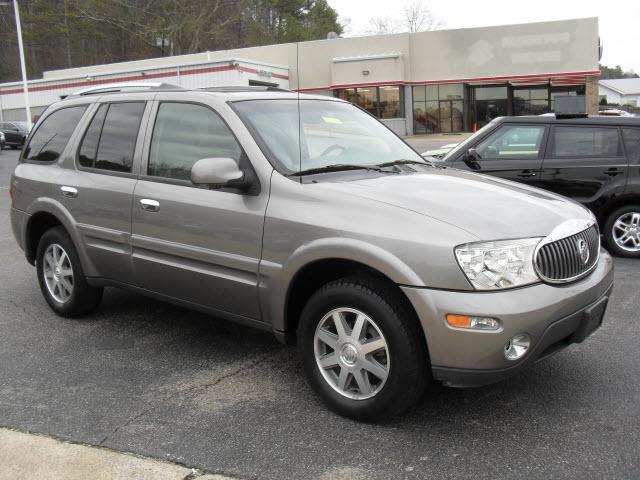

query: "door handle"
xmin=604 ymin=168 xmax=624 ymax=176
xmin=140 ymin=198 xmax=160 ymax=212
xmin=517 ymin=170 xmax=537 ymax=178
xmin=60 ymin=186 xmax=78 ymax=198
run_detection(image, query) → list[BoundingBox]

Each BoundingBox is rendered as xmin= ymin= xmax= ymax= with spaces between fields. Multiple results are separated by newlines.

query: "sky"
xmin=326 ymin=0 xmax=640 ymax=73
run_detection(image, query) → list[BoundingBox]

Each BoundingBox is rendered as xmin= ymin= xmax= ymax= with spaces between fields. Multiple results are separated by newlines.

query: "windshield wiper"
xmin=376 ymin=158 xmax=447 ymax=170
xmin=291 ymin=164 xmax=383 ymax=176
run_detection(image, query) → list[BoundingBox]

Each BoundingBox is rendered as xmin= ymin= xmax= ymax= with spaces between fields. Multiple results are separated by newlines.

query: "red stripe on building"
xmin=0 ymin=64 xmax=290 ymax=96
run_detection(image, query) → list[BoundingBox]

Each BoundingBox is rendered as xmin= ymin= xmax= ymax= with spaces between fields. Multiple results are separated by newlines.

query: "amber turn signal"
xmin=446 ymin=314 xmax=500 ymax=331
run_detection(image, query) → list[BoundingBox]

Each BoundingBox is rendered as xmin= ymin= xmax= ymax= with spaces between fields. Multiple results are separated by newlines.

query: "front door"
xmin=452 ymin=123 xmax=548 ymax=186
xmin=539 ymin=125 xmax=628 ymax=209
xmin=130 ymin=101 xmax=268 ymax=320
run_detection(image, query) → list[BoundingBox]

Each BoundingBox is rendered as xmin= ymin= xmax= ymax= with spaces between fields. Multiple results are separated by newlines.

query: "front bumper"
xmin=401 ymin=248 xmax=614 ymax=387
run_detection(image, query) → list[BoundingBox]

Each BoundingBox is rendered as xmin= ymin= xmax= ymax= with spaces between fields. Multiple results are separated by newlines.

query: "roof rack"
xmin=65 ymin=82 xmax=183 ymax=98
xmin=199 ymin=85 xmax=290 ymax=93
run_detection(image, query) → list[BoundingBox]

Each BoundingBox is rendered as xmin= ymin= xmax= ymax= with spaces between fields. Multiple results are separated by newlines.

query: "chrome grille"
xmin=534 ymin=225 xmax=600 ymax=283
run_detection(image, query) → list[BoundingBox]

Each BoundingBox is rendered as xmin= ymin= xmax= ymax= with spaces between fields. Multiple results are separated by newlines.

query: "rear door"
xmin=130 ymin=97 xmax=268 ymax=320
xmin=539 ymin=124 xmax=628 ymax=209
xmin=56 ymin=95 xmax=152 ymax=284
xmin=451 ymin=123 xmax=548 ymax=186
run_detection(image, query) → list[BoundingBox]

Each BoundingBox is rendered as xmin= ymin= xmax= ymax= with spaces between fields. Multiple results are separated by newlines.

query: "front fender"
xmin=259 ymin=237 xmax=426 ymax=335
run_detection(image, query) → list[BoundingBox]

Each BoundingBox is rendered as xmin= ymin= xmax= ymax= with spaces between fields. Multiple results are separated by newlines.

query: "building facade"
xmin=599 ymin=79 xmax=640 ymax=107
xmin=0 ymin=17 xmax=600 ymax=135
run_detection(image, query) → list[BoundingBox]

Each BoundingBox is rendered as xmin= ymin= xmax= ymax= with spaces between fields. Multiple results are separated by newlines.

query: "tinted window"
xmin=92 ymin=102 xmax=145 ymax=172
xmin=148 ymin=102 xmax=242 ymax=180
xmin=553 ymin=126 xmax=621 ymax=157
xmin=78 ymin=104 xmax=108 ymax=168
xmin=623 ymin=128 xmax=640 ymax=162
xmin=24 ymin=106 xmax=87 ymax=162
xmin=475 ymin=125 xmax=545 ymax=160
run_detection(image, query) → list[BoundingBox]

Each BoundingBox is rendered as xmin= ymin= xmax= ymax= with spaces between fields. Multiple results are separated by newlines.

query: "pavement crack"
xmin=98 ymin=353 xmax=272 ymax=446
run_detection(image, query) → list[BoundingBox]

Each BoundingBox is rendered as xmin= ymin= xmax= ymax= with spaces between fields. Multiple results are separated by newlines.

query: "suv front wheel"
xmin=604 ymin=205 xmax=640 ymax=258
xmin=36 ymin=226 xmax=103 ymax=317
xmin=297 ymin=276 xmax=428 ymax=420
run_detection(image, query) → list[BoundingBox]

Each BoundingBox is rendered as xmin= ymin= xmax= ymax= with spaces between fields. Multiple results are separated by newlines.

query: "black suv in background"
xmin=441 ymin=115 xmax=640 ymax=257
xmin=0 ymin=121 xmax=30 ymax=149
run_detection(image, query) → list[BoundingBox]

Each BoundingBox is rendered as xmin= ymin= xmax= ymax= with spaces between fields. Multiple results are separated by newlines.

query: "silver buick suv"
xmin=10 ymin=84 xmax=614 ymax=420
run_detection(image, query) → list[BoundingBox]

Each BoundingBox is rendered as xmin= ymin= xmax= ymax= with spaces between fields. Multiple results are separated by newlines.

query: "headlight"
xmin=455 ymin=238 xmax=542 ymax=290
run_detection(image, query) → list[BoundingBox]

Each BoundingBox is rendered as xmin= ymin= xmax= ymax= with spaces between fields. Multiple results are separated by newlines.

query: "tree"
xmin=365 ymin=0 xmax=443 ymax=36
xmin=599 ymin=64 xmax=639 ymax=79
xmin=0 ymin=0 xmax=344 ymax=83
xmin=402 ymin=0 xmax=442 ymax=33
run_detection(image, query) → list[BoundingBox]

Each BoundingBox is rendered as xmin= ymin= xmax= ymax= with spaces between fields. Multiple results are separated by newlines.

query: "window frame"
xmin=139 ymin=100 xmax=252 ymax=190
xmin=74 ymin=100 xmax=148 ymax=178
xmin=548 ymin=124 xmax=624 ymax=160
xmin=473 ymin=123 xmax=549 ymax=161
xmin=21 ymin=104 xmax=89 ymax=165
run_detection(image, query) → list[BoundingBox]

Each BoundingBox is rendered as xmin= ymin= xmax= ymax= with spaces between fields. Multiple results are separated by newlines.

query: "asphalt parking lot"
xmin=1 ymin=146 xmax=638 ymax=480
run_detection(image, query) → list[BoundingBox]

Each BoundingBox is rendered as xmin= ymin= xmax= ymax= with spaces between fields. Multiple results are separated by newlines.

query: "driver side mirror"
xmin=463 ymin=148 xmax=481 ymax=171
xmin=190 ymin=158 xmax=250 ymax=190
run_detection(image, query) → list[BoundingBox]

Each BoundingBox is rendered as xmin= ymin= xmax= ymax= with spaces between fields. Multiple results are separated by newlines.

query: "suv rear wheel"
xmin=604 ymin=205 xmax=640 ymax=258
xmin=297 ymin=276 xmax=428 ymax=420
xmin=36 ymin=226 xmax=103 ymax=316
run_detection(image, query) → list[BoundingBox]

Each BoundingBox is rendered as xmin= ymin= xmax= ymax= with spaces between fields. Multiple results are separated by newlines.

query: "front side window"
xmin=77 ymin=102 xmax=145 ymax=172
xmin=148 ymin=102 xmax=242 ymax=181
xmin=475 ymin=125 xmax=545 ymax=160
xmin=24 ymin=106 xmax=87 ymax=162
xmin=233 ymin=99 xmax=422 ymax=173
xmin=553 ymin=126 xmax=621 ymax=158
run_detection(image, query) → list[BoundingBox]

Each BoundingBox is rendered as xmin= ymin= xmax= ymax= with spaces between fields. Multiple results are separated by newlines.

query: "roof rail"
xmin=199 ymin=85 xmax=291 ymax=93
xmin=66 ymin=82 xmax=182 ymax=97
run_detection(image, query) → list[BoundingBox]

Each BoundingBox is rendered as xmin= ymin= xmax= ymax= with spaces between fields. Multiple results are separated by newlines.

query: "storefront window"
xmin=412 ymin=84 xmax=465 ymax=134
xmin=439 ymin=84 xmax=464 ymax=100
xmin=474 ymin=86 xmax=508 ymax=101
xmin=513 ymin=87 xmax=550 ymax=116
xmin=333 ymin=85 xmax=404 ymax=119
xmin=379 ymin=86 xmax=402 ymax=118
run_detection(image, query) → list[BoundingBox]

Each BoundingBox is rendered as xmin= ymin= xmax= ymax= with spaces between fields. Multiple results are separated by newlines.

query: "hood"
xmin=317 ymin=168 xmax=591 ymax=240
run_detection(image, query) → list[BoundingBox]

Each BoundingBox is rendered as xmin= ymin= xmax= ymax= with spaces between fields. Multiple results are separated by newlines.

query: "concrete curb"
xmin=0 ymin=427 xmax=238 ymax=480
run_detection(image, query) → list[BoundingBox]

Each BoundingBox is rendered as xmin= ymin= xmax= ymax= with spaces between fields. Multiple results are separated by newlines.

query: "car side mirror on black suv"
xmin=463 ymin=148 xmax=481 ymax=171
xmin=190 ymin=157 xmax=252 ymax=190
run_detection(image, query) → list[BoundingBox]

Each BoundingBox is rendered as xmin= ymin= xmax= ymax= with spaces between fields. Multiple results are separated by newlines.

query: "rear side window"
xmin=78 ymin=102 xmax=145 ymax=173
xmin=622 ymin=128 xmax=640 ymax=162
xmin=148 ymin=102 xmax=242 ymax=181
xmin=23 ymin=106 xmax=87 ymax=162
xmin=552 ymin=126 xmax=622 ymax=157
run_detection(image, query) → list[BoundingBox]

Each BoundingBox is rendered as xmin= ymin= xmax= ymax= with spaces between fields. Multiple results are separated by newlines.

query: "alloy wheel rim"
xmin=612 ymin=212 xmax=640 ymax=252
xmin=313 ymin=307 xmax=390 ymax=400
xmin=43 ymin=243 xmax=74 ymax=303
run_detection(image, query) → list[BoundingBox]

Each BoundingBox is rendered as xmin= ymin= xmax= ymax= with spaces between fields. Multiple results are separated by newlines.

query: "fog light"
xmin=446 ymin=314 xmax=500 ymax=331
xmin=504 ymin=333 xmax=531 ymax=360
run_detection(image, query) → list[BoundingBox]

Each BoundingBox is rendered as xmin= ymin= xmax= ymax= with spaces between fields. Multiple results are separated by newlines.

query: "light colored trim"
xmin=333 ymin=52 xmax=402 ymax=63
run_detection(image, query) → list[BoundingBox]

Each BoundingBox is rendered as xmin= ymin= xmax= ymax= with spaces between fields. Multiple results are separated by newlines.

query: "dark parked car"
xmin=0 ymin=121 xmax=30 ymax=149
xmin=440 ymin=115 xmax=640 ymax=257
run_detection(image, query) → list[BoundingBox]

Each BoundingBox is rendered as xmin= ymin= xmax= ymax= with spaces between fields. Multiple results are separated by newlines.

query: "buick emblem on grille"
xmin=577 ymin=238 xmax=590 ymax=265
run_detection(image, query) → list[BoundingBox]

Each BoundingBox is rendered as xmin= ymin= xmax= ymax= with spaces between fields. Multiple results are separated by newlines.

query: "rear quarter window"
xmin=23 ymin=106 xmax=87 ymax=162
xmin=622 ymin=128 xmax=640 ymax=162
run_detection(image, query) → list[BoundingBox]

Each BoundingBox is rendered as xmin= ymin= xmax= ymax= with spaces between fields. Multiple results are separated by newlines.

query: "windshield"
xmin=233 ymin=99 xmax=423 ymax=174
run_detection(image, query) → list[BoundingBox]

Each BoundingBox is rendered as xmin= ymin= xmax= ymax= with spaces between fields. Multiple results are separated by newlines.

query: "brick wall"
xmin=585 ymin=75 xmax=600 ymax=114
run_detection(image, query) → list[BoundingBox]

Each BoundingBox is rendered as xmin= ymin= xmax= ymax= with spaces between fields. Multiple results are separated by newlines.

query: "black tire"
xmin=36 ymin=226 xmax=103 ymax=317
xmin=603 ymin=205 xmax=640 ymax=258
xmin=297 ymin=275 xmax=429 ymax=421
